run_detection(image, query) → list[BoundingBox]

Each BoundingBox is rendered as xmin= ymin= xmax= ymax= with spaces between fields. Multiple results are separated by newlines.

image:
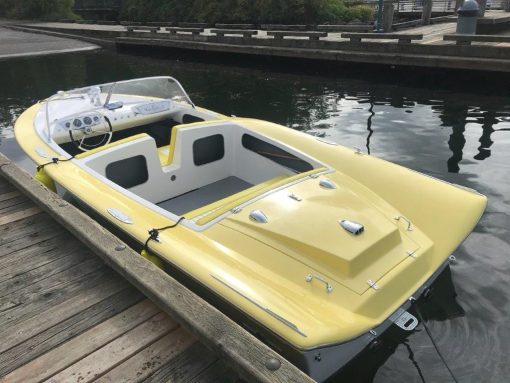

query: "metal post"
xmin=377 ymin=0 xmax=385 ymax=32
xmin=478 ymin=0 xmax=487 ymax=17
xmin=422 ymin=0 xmax=433 ymax=25
xmin=382 ymin=1 xmax=395 ymax=32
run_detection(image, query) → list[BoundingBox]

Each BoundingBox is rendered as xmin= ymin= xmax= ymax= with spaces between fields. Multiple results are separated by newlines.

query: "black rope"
xmin=143 ymin=216 xmax=185 ymax=251
xmin=402 ymin=340 xmax=427 ymax=383
xmin=36 ymin=155 xmax=75 ymax=171
xmin=411 ymin=297 xmax=459 ymax=383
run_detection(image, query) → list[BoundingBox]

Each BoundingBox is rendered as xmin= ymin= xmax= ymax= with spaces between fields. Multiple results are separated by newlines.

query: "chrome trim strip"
xmin=211 ymin=274 xmax=307 ymax=338
xmin=107 ymin=208 xmax=133 ymax=224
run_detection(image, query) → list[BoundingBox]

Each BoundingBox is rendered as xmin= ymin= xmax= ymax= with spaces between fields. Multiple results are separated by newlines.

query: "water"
xmin=1 ymin=49 xmax=509 ymax=383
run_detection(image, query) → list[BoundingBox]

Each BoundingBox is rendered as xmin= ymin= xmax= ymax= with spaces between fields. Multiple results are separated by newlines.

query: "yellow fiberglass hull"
xmin=15 ymin=102 xmax=486 ymax=380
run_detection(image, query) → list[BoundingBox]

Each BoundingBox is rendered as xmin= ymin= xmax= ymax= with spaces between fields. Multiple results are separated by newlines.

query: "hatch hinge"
xmin=407 ymin=250 xmax=417 ymax=258
xmin=367 ymin=279 xmax=380 ymax=290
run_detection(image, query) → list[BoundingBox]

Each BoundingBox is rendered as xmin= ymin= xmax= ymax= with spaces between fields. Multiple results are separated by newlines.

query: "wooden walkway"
xmin=6 ymin=12 xmax=510 ymax=73
xmin=0 ymin=174 xmax=239 ymax=383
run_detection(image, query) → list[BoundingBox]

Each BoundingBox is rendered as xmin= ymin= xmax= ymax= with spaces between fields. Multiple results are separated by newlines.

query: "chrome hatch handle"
xmin=305 ymin=274 xmax=333 ymax=293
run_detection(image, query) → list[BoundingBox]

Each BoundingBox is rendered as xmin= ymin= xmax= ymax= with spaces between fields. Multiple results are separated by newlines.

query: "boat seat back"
xmin=77 ymin=133 xmax=166 ymax=203
xmin=159 ymin=120 xmax=225 ymax=167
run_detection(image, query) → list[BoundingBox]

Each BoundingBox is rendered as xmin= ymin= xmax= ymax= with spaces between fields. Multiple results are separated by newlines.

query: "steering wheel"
xmin=69 ymin=115 xmax=113 ymax=152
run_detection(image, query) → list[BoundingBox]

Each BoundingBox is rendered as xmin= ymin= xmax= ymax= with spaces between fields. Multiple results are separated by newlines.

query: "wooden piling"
xmin=382 ymin=1 xmax=395 ymax=32
xmin=422 ymin=0 xmax=433 ymax=25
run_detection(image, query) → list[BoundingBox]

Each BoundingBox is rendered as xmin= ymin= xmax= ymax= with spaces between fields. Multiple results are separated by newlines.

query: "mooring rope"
xmin=36 ymin=156 xmax=75 ymax=171
xmin=410 ymin=297 xmax=459 ymax=383
xmin=143 ymin=216 xmax=186 ymax=251
xmin=402 ymin=340 xmax=427 ymax=383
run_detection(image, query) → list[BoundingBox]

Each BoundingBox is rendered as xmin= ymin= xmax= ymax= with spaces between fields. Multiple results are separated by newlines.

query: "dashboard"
xmin=52 ymin=99 xmax=178 ymax=144
xmin=57 ymin=112 xmax=104 ymax=134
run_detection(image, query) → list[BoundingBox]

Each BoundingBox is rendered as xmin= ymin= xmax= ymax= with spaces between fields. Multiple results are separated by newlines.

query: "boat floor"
xmin=157 ymin=176 xmax=253 ymax=215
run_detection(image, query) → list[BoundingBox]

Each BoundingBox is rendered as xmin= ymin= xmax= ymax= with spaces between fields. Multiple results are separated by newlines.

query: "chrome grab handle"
xmin=305 ymin=274 xmax=333 ymax=293
xmin=394 ymin=215 xmax=413 ymax=231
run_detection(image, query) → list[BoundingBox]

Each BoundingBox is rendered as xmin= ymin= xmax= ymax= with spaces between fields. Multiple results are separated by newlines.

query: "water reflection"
xmin=333 ymin=266 xmax=465 ymax=383
xmin=0 ymin=50 xmax=509 ymax=383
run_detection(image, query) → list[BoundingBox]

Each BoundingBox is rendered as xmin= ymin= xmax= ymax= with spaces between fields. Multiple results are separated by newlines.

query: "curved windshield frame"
xmin=42 ymin=76 xmax=194 ymax=142
xmin=63 ymin=76 xmax=194 ymax=107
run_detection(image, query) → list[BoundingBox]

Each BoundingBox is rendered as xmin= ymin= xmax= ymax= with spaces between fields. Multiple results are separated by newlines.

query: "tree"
xmin=0 ymin=0 xmax=76 ymax=20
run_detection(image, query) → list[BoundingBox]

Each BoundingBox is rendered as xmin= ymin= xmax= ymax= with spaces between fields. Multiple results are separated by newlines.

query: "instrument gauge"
xmin=73 ymin=119 xmax=82 ymax=128
xmin=83 ymin=116 xmax=92 ymax=125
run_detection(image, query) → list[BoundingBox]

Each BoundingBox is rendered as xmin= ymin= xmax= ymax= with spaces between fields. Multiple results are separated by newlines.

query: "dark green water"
xmin=0 ymin=49 xmax=509 ymax=383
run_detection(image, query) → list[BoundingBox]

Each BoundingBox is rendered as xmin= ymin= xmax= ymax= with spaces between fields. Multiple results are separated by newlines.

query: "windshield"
xmin=107 ymin=77 xmax=193 ymax=105
xmin=60 ymin=76 xmax=193 ymax=106
xmin=41 ymin=76 xmax=193 ymax=143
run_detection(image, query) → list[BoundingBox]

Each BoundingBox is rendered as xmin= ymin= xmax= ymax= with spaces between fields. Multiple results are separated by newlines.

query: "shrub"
xmin=0 ymin=0 xmax=77 ymax=20
xmin=120 ymin=0 xmax=375 ymax=24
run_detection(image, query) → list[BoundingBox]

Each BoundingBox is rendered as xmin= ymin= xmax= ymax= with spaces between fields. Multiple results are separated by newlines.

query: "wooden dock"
xmin=5 ymin=12 xmax=510 ymax=73
xmin=0 ymin=173 xmax=237 ymax=382
xmin=0 ymin=154 xmax=313 ymax=383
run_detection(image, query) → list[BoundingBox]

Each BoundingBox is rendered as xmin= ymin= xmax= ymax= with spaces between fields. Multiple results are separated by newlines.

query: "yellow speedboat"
xmin=15 ymin=77 xmax=486 ymax=381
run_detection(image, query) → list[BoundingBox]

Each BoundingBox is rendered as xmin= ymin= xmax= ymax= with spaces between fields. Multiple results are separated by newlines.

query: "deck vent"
xmin=319 ymin=179 xmax=336 ymax=189
xmin=340 ymin=220 xmax=364 ymax=235
xmin=249 ymin=210 xmax=268 ymax=223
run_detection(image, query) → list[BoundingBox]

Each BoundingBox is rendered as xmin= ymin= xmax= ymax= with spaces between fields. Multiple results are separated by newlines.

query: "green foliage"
xmin=0 ymin=0 xmax=77 ymax=20
xmin=119 ymin=0 xmax=374 ymax=24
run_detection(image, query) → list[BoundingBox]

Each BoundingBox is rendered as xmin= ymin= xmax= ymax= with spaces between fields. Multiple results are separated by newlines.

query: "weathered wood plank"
xmin=0 ymin=191 xmax=21 ymax=202
xmin=0 ymin=219 xmax=65 ymax=257
xmin=94 ymin=327 xmax=194 ymax=383
xmin=0 ymin=300 xmax=161 ymax=383
xmin=0 ymin=287 xmax=143 ymax=376
xmin=45 ymin=312 xmax=178 ymax=383
xmin=0 ymin=277 xmax=129 ymax=355
xmin=0 ymin=206 xmax=42 ymax=226
xmin=0 ymin=260 xmax=111 ymax=328
xmin=0 ymin=233 xmax=74 ymax=273
xmin=0 ymin=195 xmax=30 ymax=211
xmin=0 ymin=153 xmax=314 ymax=383
xmin=188 ymin=359 xmax=240 ymax=383
xmin=0 ymin=238 xmax=88 ymax=296
xmin=0 ymin=198 xmax=35 ymax=215
xmin=0 ymin=212 xmax=58 ymax=244
xmin=142 ymin=342 xmax=219 ymax=383
xmin=0 ymin=179 xmax=16 ymax=194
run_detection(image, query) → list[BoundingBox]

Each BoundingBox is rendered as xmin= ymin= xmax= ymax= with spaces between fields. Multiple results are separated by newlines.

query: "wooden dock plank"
xmin=188 ymin=359 xmax=240 ymax=383
xmin=0 ymin=191 xmax=21 ymax=202
xmin=0 ymin=195 xmax=30 ymax=211
xmin=141 ymin=342 xmax=221 ymax=383
xmin=0 ymin=218 xmax=65 ymax=257
xmin=0 ymin=244 xmax=90 ymax=298
xmin=0 ymin=180 xmax=16 ymax=194
xmin=45 ymin=312 xmax=178 ymax=383
xmin=0 ymin=300 xmax=161 ymax=383
xmin=0 ymin=277 xmax=128 ymax=355
xmin=0 ymin=206 xmax=42 ymax=226
xmin=0 ymin=259 xmax=109 ymax=328
xmin=0 ymin=213 xmax=59 ymax=247
xmin=0 ymin=287 xmax=144 ymax=376
xmin=0 ymin=233 xmax=78 ymax=276
xmin=94 ymin=327 xmax=195 ymax=383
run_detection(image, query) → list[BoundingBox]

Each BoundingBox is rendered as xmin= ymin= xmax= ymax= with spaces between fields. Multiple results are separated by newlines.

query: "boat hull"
xmin=15 ymin=92 xmax=487 ymax=381
xmin=62 ymin=188 xmax=451 ymax=382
